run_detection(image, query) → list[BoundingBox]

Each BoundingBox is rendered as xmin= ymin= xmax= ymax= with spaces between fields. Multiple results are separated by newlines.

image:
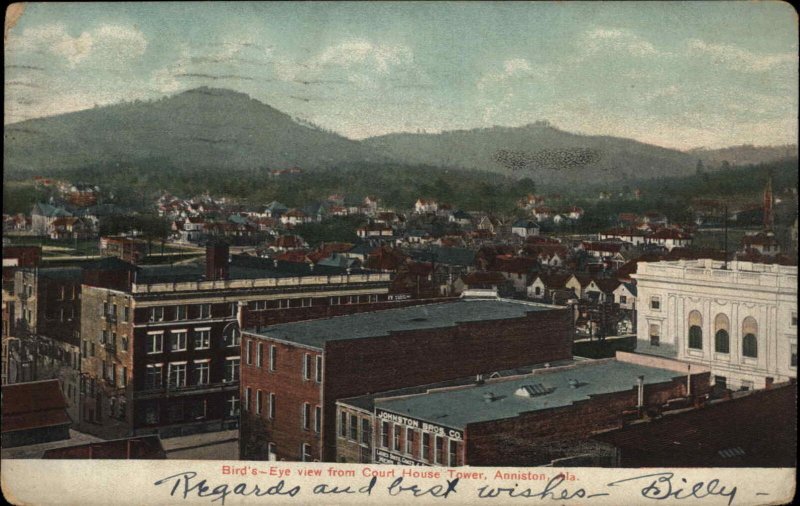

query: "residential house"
xmin=741 ymin=232 xmax=781 ymax=256
xmin=414 ymin=198 xmax=438 ymax=214
xmin=612 ymin=282 xmax=637 ymax=310
xmin=449 ymin=210 xmax=473 ymax=227
xmin=647 ymin=228 xmax=694 ymax=251
xmin=511 ymin=219 xmax=540 ymax=238
xmin=532 ymin=206 xmax=553 ymax=222
xmin=31 ymin=203 xmax=72 ymax=236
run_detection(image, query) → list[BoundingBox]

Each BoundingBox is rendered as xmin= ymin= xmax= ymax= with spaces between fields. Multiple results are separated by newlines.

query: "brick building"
xmin=100 ymin=236 xmax=148 ymax=264
xmin=2 ymin=380 xmax=72 ymax=448
xmin=239 ymin=296 xmax=572 ymax=462
xmin=78 ymin=243 xmax=395 ymax=439
xmin=364 ymin=352 xmax=710 ymax=467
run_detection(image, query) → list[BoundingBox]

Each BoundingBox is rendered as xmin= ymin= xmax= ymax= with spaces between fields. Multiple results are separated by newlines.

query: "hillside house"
xmin=511 ymin=219 xmax=540 ymax=238
xmin=414 ymin=198 xmax=438 ymax=214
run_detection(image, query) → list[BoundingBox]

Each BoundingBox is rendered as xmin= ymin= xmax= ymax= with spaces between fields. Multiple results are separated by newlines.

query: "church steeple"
xmin=763 ymin=174 xmax=774 ymax=232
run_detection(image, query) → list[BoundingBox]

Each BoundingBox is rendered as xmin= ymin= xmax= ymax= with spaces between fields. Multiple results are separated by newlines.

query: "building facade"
xmin=239 ymin=296 xmax=572 ymax=463
xmin=634 ymin=259 xmax=797 ymax=390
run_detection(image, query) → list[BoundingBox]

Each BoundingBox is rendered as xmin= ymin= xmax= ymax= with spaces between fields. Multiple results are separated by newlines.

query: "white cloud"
xmin=477 ymin=57 xmax=549 ymax=90
xmin=687 ymin=39 xmax=795 ymax=73
xmin=10 ymin=23 xmax=147 ymax=67
xmin=584 ymin=27 xmax=660 ymax=57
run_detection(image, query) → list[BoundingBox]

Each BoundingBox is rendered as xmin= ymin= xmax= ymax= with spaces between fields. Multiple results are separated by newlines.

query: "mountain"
xmin=3 ymin=87 xmax=385 ymax=173
xmin=689 ymin=144 xmax=798 ymax=167
xmin=361 ymin=122 xmax=711 ymax=185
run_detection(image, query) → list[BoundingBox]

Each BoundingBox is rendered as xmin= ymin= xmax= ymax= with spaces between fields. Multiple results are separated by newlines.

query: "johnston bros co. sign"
xmin=376 ymin=409 xmax=464 ymax=441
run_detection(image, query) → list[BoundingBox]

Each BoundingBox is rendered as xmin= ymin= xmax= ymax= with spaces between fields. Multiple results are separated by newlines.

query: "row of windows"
xmin=146 ymin=328 xmax=240 ymax=354
xmin=248 ymin=295 xmax=380 ymax=311
xmin=245 ymin=342 xmax=322 ymax=383
xmin=147 ymin=303 xmax=237 ymax=323
xmin=100 ymin=360 xmax=128 ymax=388
xmin=339 ymin=411 xmax=372 ymax=445
xmin=141 ymin=396 xmax=236 ymax=425
xmin=144 ymin=358 xmax=239 ymax=389
xmin=379 ymin=421 xmax=460 ymax=466
xmin=242 ymin=389 xmax=321 ymax=433
xmin=102 ymin=301 xmax=130 ymax=322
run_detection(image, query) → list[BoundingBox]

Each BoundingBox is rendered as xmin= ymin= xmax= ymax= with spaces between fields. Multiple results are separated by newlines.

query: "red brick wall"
xmin=320 ymin=308 xmax=572 ymax=460
xmin=465 ymin=373 xmax=711 ymax=466
xmin=240 ymin=339 xmax=323 ymax=461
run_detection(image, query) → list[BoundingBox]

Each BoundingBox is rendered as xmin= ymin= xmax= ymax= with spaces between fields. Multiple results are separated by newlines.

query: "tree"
xmin=695 ymin=159 xmax=705 ymax=175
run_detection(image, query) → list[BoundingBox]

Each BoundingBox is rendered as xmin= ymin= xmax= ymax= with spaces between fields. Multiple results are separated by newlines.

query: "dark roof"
xmin=83 ymin=257 xmax=137 ymax=272
xmin=2 ymin=380 xmax=71 ymax=433
xmin=592 ymin=383 xmax=797 ymax=467
xmin=410 ymin=246 xmax=476 ymax=266
xmin=246 ymin=298 xmax=558 ymax=349
xmin=42 ymin=435 xmax=167 ymax=459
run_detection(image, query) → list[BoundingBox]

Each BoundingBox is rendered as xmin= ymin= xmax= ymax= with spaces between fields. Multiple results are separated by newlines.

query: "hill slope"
xmin=689 ymin=144 xmax=798 ymax=167
xmin=362 ymin=122 xmax=701 ymax=184
xmin=3 ymin=87 xmax=385 ymax=172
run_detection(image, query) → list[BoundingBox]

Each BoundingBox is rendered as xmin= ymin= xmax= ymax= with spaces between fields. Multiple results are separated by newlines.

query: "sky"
xmin=4 ymin=2 xmax=798 ymax=150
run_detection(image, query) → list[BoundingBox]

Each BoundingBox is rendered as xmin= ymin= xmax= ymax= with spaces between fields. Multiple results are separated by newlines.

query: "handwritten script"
xmin=154 ymin=470 xmax=750 ymax=505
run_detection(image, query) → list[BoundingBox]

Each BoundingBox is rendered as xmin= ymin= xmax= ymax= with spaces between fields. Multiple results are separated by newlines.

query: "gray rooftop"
xmin=246 ymin=298 xmax=559 ymax=349
xmin=374 ymin=360 xmax=682 ymax=429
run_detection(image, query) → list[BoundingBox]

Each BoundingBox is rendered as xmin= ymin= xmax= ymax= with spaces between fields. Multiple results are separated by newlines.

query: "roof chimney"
xmin=205 ymin=241 xmax=229 ymax=281
xmin=483 ymin=392 xmax=496 ymax=403
xmin=636 ymin=375 xmax=645 ymax=408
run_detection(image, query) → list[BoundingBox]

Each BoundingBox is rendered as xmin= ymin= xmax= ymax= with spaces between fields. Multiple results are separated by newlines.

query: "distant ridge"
xmin=4 ymin=87 xmax=796 ymax=184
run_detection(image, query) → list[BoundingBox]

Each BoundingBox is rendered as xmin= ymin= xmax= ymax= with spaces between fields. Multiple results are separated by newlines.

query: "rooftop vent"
xmin=568 ymin=379 xmax=580 ymax=389
xmin=515 ymin=384 xmax=551 ymax=398
xmin=483 ymin=392 xmax=497 ymax=403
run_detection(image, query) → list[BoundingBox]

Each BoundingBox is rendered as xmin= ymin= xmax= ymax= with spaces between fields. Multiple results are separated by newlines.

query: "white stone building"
xmin=633 ymin=259 xmax=797 ymax=390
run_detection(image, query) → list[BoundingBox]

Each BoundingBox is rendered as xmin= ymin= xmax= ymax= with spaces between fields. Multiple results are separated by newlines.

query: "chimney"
xmin=636 ymin=375 xmax=645 ymax=408
xmin=483 ymin=392 xmax=496 ymax=403
xmin=205 ymin=241 xmax=229 ymax=281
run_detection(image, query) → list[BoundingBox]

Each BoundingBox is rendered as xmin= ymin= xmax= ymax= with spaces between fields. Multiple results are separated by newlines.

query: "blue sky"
xmin=4 ymin=2 xmax=797 ymax=149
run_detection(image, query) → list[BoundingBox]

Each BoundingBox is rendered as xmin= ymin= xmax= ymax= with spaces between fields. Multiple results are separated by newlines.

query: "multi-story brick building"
xmin=78 ymin=243 xmax=395 ymax=439
xmin=365 ymin=352 xmax=710 ymax=467
xmin=634 ymin=259 xmax=797 ymax=390
xmin=239 ymin=296 xmax=573 ymax=462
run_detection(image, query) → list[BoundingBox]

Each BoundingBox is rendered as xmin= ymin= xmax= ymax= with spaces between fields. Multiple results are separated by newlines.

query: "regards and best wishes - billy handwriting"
xmin=153 ymin=467 xmax=747 ymax=505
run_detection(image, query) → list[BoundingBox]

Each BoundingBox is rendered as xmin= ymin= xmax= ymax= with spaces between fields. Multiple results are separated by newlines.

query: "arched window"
xmin=742 ymin=317 xmax=758 ymax=358
xmin=688 ymin=311 xmax=703 ymax=349
xmin=714 ymin=313 xmax=730 ymax=354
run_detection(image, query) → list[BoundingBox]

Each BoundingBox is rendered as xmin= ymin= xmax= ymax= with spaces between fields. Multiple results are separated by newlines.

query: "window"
xmin=650 ymin=297 xmax=660 ymax=310
xmin=393 ymin=424 xmax=401 ymax=451
xmin=315 ymin=355 xmax=323 ymax=383
xmin=449 ymin=440 xmax=458 ymax=466
xmin=150 ymin=307 xmax=164 ymax=322
xmin=315 ymin=406 xmax=322 ymax=433
xmin=302 ymin=403 xmax=311 ymax=430
xmin=381 ymin=421 xmax=390 ymax=448
xmin=229 ymin=302 xmax=237 ymax=317
xmin=193 ymin=360 xmax=210 ymax=385
xmin=619 ymin=295 xmax=627 ymax=304
xmin=269 ymin=345 xmax=277 ymax=371
xmin=224 ymin=357 xmax=240 ymax=382
xmin=689 ymin=311 xmax=705 ymax=350
xmin=301 ymin=298 xmax=312 ymax=308
xmin=145 ymin=406 xmax=159 ymax=424
xmin=742 ymin=317 xmax=758 ymax=358
xmin=329 ymin=296 xmax=341 ymax=306
xmin=121 ymin=366 xmax=127 ymax=388
xmin=194 ymin=328 xmax=210 ymax=349
xmin=245 ymin=387 xmax=251 ymax=411
xmin=301 ymin=443 xmax=312 ymax=462
xmin=198 ymin=303 xmax=211 ymax=319
xmin=146 ymin=332 xmax=164 ymax=354
xmin=145 ymin=364 xmax=163 ymax=388
xmin=103 ymin=301 xmax=109 ymax=316
xmin=189 ymin=399 xmax=207 ymax=420
xmin=123 ymin=306 xmax=130 ymax=322
xmin=226 ymin=395 xmax=240 ymax=417
xmin=792 ymin=312 xmax=797 ymax=327
xmin=742 ymin=334 xmax=758 ymax=358
xmin=255 ymin=390 xmax=262 ymax=414
xmin=224 ymin=325 xmax=241 ymax=347
xmin=269 ymin=393 xmax=276 ymax=419
xmin=256 ymin=343 xmax=263 ymax=367
xmin=740 ymin=380 xmax=754 ymax=392
xmin=791 ymin=344 xmax=797 ymax=368
xmin=649 ymin=324 xmax=660 ymax=347
xmin=340 ymin=412 xmax=347 ymax=437
xmin=350 ymin=414 xmax=358 ymax=441
xmin=268 ymin=443 xmax=277 ymax=461
xmin=168 ymin=362 xmax=187 ymax=387
xmin=361 ymin=418 xmax=370 ymax=445
xmin=715 ymin=376 xmax=727 ymax=390
xmin=303 ymin=354 xmax=312 ymax=380
xmin=406 ymin=428 xmax=415 ymax=454
xmin=713 ymin=313 xmax=728 ymax=353
xmin=175 ymin=305 xmax=187 ymax=320
xmin=246 ymin=340 xmax=254 ymax=365
xmin=121 ymin=336 xmax=128 ymax=352
xmin=434 ymin=436 xmax=445 ymax=465
xmin=170 ymin=330 xmax=187 ymax=352
xmin=422 ymin=433 xmax=431 ymax=461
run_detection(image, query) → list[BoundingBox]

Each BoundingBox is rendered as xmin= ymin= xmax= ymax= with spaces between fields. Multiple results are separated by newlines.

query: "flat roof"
xmin=339 ymin=359 xmax=579 ymax=412
xmin=245 ymin=298 xmax=561 ymax=349
xmin=374 ymin=360 xmax=682 ymax=430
